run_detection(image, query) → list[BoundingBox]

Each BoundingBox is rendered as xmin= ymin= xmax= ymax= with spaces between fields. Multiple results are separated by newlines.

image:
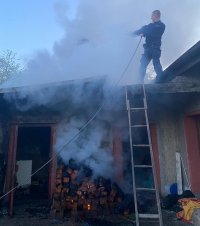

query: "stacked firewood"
xmin=50 ymin=162 xmax=124 ymax=219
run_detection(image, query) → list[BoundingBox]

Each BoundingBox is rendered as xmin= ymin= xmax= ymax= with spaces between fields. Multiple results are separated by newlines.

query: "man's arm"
xmin=132 ymin=25 xmax=148 ymax=37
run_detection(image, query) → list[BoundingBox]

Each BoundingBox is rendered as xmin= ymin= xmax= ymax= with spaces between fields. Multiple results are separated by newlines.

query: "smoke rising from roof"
xmin=1 ymin=0 xmax=200 ymax=182
xmin=3 ymin=78 xmax=125 ymax=180
xmin=1 ymin=0 xmax=200 ymax=88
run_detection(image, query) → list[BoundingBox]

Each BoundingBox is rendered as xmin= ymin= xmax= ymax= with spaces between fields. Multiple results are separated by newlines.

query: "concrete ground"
xmin=162 ymin=210 xmax=191 ymax=226
xmin=0 ymin=210 xmax=191 ymax=226
xmin=0 ymin=199 xmax=192 ymax=226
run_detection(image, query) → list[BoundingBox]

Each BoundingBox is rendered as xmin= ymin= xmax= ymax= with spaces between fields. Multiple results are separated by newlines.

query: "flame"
xmin=87 ymin=204 xmax=91 ymax=210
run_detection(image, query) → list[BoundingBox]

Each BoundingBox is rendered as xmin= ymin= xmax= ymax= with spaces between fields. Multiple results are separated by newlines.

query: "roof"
xmin=157 ymin=40 xmax=200 ymax=83
xmin=1 ymin=41 xmax=199 ymax=92
xmin=0 ymin=75 xmax=107 ymax=94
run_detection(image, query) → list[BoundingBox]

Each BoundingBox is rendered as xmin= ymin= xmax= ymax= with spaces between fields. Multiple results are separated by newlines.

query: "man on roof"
xmin=133 ymin=10 xmax=165 ymax=82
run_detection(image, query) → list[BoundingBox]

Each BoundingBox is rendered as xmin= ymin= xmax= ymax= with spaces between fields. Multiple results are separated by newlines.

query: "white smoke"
xmin=1 ymin=0 xmax=200 ymax=183
xmin=3 ymin=76 xmax=107 ymax=111
xmin=3 ymin=78 xmax=123 ymax=180
xmin=52 ymin=0 xmax=200 ymax=83
xmin=2 ymin=0 xmax=200 ymax=88
xmin=55 ymin=117 xmax=114 ymax=178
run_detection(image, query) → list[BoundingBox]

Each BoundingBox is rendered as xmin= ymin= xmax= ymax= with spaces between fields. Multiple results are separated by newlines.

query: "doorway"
xmin=16 ymin=127 xmax=51 ymax=199
xmin=4 ymin=124 xmax=56 ymax=216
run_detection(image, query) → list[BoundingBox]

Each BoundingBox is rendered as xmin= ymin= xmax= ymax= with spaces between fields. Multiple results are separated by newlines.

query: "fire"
xmin=52 ymin=164 xmax=125 ymax=218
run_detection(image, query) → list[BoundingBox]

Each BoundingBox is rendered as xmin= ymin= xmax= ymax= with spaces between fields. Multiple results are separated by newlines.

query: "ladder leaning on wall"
xmin=125 ymin=84 xmax=163 ymax=226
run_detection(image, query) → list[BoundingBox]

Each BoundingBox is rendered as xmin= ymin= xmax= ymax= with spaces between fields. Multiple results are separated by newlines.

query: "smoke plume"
xmin=1 ymin=0 xmax=200 ymax=88
xmin=1 ymin=0 xmax=200 ymax=181
xmin=55 ymin=117 xmax=114 ymax=178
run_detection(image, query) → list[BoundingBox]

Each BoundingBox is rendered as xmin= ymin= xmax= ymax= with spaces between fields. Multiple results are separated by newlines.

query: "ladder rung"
xmin=139 ymin=214 xmax=159 ymax=219
xmin=132 ymin=144 xmax=150 ymax=147
xmin=130 ymin=107 xmax=146 ymax=110
xmin=136 ymin=187 xmax=155 ymax=191
xmin=131 ymin=125 xmax=147 ymax=128
xmin=126 ymin=86 xmax=162 ymax=225
xmin=134 ymin=165 xmax=152 ymax=168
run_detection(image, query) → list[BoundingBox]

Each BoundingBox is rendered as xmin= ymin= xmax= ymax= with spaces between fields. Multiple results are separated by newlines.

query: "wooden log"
xmin=63 ymin=177 xmax=70 ymax=183
xmin=71 ymin=170 xmax=78 ymax=180
xmin=56 ymin=178 xmax=62 ymax=185
xmin=78 ymin=197 xmax=85 ymax=206
xmin=53 ymin=192 xmax=61 ymax=201
xmin=56 ymin=166 xmax=63 ymax=174
xmin=99 ymin=197 xmax=107 ymax=205
xmin=56 ymin=185 xmax=62 ymax=193
xmin=56 ymin=169 xmax=63 ymax=174
xmin=101 ymin=191 xmax=108 ymax=196
xmin=52 ymin=200 xmax=61 ymax=210
xmin=67 ymin=168 xmax=73 ymax=175
xmin=83 ymin=201 xmax=91 ymax=211
xmin=56 ymin=173 xmax=62 ymax=179
xmin=62 ymin=187 xmax=69 ymax=194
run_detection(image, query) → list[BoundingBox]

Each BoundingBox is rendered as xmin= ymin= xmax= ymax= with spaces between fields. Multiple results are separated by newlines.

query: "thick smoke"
xmin=1 ymin=0 xmax=200 ymax=182
xmin=53 ymin=0 xmax=200 ymax=84
xmin=3 ymin=78 xmax=125 ymax=180
xmin=3 ymin=76 xmax=107 ymax=111
xmin=1 ymin=0 xmax=200 ymax=88
xmin=55 ymin=117 xmax=114 ymax=178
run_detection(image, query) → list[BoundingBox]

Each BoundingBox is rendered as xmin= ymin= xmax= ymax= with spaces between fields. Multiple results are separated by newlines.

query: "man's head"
xmin=151 ymin=10 xmax=161 ymax=22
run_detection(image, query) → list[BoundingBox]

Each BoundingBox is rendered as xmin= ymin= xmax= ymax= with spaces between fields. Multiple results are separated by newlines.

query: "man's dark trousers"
xmin=139 ymin=47 xmax=163 ymax=81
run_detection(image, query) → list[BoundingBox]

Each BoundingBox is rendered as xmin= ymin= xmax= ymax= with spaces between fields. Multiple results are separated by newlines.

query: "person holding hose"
xmin=133 ymin=10 xmax=165 ymax=82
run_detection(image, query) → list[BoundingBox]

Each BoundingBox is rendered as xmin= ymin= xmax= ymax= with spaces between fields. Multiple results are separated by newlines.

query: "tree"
xmin=0 ymin=50 xmax=21 ymax=84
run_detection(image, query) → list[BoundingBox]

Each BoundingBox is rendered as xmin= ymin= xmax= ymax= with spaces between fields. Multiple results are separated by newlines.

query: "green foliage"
xmin=0 ymin=50 xmax=21 ymax=84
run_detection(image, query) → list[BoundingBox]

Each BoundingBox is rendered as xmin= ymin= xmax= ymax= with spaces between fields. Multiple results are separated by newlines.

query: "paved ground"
xmin=0 ymin=199 xmax=192 ymax=226
xmin=162 ymin=210 xmax=191 ymax=226
xmin=0 ymin=210 xmax=191 ymax=226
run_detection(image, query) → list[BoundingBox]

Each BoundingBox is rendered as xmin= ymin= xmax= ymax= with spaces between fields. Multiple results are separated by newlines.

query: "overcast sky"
xmin=1 ymin=0 xmax=200 ymax=86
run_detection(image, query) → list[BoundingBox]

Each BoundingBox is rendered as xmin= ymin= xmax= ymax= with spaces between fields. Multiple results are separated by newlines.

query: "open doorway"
xmin=5 ymin=124 xmax=56 ymax=216
xmin=15 ymin=126 xmax=51 ymax=200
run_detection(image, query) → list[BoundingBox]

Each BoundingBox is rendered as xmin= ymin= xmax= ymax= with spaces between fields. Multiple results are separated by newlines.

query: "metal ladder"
xmin=125 ymin=84 xmax=163 ymax=226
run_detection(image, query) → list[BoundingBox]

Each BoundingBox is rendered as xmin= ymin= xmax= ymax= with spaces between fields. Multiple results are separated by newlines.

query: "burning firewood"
xmin=51 ymin=161 xmax=128 ymax=219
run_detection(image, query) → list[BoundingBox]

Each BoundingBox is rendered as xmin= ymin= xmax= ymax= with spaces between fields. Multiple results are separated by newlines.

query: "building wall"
xmin=0 ymin=120 xmax=9 ymax=165
xmin=0 ymin=123 xmax=4 ymax=173
xmin=187 ymin=96 xmax=200 ymax=113
xmin=0 ymin=123 xmax=3 ymax=154
xmin=149 ymin=92 xmax=200 ymax=195
xmin=183 ymin=96 xmax=200 ymax=193
xmin=155 ymin=111 xmax=179 ymax=194
xmin=1 ymin=87 xmax=200 ymax=196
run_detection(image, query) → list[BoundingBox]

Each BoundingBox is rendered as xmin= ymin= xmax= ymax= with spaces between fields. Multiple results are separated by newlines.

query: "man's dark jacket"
xmin=134 ymin=21 xmax=165 ymax=48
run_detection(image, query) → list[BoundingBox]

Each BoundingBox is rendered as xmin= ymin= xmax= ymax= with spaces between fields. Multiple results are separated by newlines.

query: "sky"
xmin=0 ymin=0 xmax=64 ymax=58
xmin=0 ymin=0 xmax=200 ymax=87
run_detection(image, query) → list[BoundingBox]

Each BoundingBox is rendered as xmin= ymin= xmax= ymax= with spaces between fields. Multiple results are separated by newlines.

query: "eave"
xmin=158 ymin=41 xmax=200 ymax=83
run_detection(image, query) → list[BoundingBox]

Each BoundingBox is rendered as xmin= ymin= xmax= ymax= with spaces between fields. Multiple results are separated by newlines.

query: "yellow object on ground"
xmin=176 ymin=198 xmax=200 ymax=223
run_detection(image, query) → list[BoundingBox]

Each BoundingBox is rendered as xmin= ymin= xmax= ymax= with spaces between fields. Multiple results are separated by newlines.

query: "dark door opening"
xmin=5 ymin=124 xmax=56 ymax=216
xmin=15 ymin=126 xmax=51 ymax=201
